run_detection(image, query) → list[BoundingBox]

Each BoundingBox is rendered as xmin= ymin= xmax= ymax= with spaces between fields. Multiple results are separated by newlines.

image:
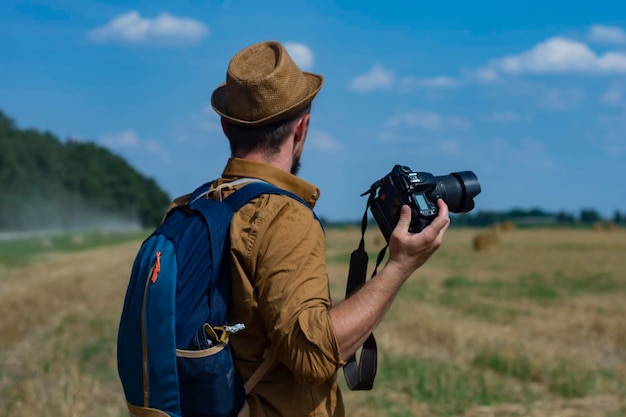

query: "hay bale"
xmin=498 ymin=221 xmax=516 ymax=232
xmin=592 ymin=221 xmax=618 ymax=232
xmin=472 ymin=230 xmax=500 ymax=251
xmin=593 ymin=222 xmax=605 ymax=232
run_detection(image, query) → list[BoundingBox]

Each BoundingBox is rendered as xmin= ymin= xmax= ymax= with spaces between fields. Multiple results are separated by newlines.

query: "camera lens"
xmin=434 ymin=171 xmax=481 ymax=213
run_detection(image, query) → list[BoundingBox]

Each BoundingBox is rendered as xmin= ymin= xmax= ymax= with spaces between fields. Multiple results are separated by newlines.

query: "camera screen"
xmin=413 ymin=193 xmax=430 ymax=211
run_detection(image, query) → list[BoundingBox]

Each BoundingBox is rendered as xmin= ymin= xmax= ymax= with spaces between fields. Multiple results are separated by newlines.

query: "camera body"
xmin=370 ymin=165 xmax=481 ymax=242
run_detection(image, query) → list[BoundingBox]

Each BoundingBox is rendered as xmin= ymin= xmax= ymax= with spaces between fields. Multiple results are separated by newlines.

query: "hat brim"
xmin=211 ymin=72 xmax=323 ymax=127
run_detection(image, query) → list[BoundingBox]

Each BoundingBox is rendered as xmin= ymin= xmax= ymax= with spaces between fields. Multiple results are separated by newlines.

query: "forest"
xmin=0 ymin=110 xmax=170 ymax=232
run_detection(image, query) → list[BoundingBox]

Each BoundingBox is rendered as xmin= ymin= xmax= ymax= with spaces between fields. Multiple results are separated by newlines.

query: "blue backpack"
xmin=117 ymin=180 xmax=309 ymax=417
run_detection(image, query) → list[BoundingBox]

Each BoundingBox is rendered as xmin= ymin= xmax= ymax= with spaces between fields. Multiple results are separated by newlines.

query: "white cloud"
xmin=438 ymin=139 xmax=461 ymax=154
xmin=348 ymin=65 xmax=459 ymax=92
xmin=87 ymin=11 xmax=208 ymax=46
xmin=284 ymin=42 xmax=315 ymax=71
xmin=101 ymin=130 xmax=139 ymax=147
xmin=462 ymin=67 xmax=501 ymax=84
xmin=398 ymin=75 xmax=460 ymax=90
xmin=387 ymin=110 xmax=470 ymax=131
xmin=348 ymin=64 xmax=395 ymax=92
xmin=100 ymin=130 xmax=170 ymax=161
xmin=308 ymin=130 xmax=340 ymax=152
xmin=172 ymin=106 xmax=222 ymax=144
xmin=537 ymin=87 xmax=585 ymax=110
xmin=489 ymin=136 xmax=556 ymax=171
xmin=588 ymin=25 xmax=626 ymax=45
xmin=389 ymin=110 xmax=441 ymax=130
xmin=486 ymin=37 xmax=626 ymax=75
xmin=601 ymin=83 xmax=626 ymax=106
xmin=485 ymin=111 xmax=521 ymax=123
xmin=378 ymin=130 xmax=402 ymax=143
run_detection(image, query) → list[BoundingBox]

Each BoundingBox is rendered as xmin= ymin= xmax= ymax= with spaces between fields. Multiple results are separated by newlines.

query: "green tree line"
xmin=450 ymin=207 xmax=625 ymax=228
xmin=0 ymin=110 xmax=170 ymax=232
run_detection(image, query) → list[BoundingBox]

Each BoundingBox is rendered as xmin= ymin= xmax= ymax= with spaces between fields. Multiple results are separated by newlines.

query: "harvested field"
xmin=1 ymin=227 xmax=625 ymax=416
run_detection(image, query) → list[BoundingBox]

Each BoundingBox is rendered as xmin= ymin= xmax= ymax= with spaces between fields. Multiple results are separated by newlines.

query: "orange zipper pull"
xmin=150 ymin=251 xmax=162 ymax=283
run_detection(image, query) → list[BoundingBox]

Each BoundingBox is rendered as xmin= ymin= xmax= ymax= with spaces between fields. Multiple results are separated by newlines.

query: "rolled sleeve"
xmin=294 ymin=306 xmax=344 ymax=384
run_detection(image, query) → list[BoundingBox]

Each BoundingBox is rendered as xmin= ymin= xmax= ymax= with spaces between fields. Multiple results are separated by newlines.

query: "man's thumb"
xmin=395 ymin=205 xmax=412 ymax=231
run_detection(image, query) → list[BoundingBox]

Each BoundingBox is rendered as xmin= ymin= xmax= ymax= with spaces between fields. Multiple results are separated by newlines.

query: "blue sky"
xmin=2 ymin=1 xmax=625 ymax=221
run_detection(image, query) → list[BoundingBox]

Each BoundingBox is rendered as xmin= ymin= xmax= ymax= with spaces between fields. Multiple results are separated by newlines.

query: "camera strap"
xmin=342 ymin=190 xmax=388 ymax=390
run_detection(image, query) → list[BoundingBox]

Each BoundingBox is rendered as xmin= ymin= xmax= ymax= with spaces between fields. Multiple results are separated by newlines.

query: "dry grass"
xmin=0 ymin=227 xmax=625 ymax=416
xmin=329 ymin=227 xmax=626 ymax=416
xmin=0 ymin=241 xmax=141 ymax=417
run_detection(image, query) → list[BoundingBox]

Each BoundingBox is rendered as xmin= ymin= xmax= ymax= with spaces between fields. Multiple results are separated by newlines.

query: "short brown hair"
xmin=223 ymin=103 xmax=311 ymax=157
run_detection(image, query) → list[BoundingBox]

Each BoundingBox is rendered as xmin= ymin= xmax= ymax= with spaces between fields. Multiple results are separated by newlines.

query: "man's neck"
xmin=234 ymin=142 xmax=295 ymax=174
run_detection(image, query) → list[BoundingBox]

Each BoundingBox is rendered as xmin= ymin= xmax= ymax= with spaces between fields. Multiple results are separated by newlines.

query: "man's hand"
xmin=386 ymin=199 xmax=450 ymax=280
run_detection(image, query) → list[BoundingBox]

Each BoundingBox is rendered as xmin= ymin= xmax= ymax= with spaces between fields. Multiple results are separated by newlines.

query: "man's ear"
xmin=293 ymin=113 xmax=310 ymax=144
xmin=220 ymin=118 xmax=229 ymax=136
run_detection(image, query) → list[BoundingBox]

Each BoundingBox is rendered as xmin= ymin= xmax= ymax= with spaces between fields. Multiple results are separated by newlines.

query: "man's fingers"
xmin=437 ymin=198 xmax=449 ymax=216
xmin=429 ymin=199 xmax=450 ymax=231
xmin=394 ymin=201 xmax=449 ymax=240
xmin=395 ymin=205 xmax=412 ymax=232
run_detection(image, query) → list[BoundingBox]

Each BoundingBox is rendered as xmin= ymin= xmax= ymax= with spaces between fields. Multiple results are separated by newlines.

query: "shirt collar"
xmin=221 ymin=158 xmax=321 ymax=208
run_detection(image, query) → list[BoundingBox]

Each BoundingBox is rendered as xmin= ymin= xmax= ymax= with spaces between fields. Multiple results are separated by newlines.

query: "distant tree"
xmin=470 ymin=211 xmax=503 ymax=227
xmin=580 ymin=208 xmax=601 ymax=224
xmin=507 ymin=207 xmax=551 ymax=218
xmin=613 ymin=211 xmax=624 ymax=225
xmin=556 ymin=211 xmax=575 ymax=224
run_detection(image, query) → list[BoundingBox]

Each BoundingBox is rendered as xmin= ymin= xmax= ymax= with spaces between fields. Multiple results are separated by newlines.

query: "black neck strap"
xmin=342 ymin=189 xmax=387 ymax=390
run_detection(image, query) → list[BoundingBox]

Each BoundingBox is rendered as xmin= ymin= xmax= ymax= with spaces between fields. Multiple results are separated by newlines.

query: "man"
xmin=202 ymin=40 xmax=449 ymax=417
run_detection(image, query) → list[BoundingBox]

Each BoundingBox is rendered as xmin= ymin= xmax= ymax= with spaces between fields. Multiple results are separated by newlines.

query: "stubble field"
xmin=0 ymin=226 xmax=624 ymax=416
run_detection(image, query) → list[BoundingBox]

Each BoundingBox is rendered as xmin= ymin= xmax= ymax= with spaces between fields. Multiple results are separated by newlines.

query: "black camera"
xmin=368 ymin=165 xmax=481 ymax=241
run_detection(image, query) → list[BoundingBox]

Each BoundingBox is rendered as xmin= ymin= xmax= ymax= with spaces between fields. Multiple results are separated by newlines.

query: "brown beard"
xmin=291 ymin=157 xmax=301 ymax=176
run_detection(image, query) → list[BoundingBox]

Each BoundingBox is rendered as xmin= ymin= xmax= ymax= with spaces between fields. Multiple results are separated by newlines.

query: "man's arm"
xmin=329 ymin=200 xmax=450 ymax=360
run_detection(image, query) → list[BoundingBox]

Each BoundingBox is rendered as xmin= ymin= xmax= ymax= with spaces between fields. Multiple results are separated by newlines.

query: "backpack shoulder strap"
xmin=224 ymin=181 xmax=309 ymax=212
xmin=189 ymin=180 xmax=312 ymax=214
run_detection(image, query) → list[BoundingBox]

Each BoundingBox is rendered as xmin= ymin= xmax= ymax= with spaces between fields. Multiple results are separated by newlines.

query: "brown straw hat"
xmin=211 ymin=41 xmax=323 ymax=126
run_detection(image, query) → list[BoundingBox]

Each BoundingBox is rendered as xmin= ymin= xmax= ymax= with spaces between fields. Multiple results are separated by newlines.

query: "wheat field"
xmin=0 ymin=226 xmax=624 ymax=416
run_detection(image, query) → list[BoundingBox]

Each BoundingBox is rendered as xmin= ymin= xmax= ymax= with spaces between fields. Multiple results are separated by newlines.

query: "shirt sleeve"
xmin=244 ymin=195 xmax=344 ymax=386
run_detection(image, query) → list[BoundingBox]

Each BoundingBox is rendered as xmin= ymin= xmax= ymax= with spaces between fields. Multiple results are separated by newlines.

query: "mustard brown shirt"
xmin=170 ymin=158 xmax=345 ymax=417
